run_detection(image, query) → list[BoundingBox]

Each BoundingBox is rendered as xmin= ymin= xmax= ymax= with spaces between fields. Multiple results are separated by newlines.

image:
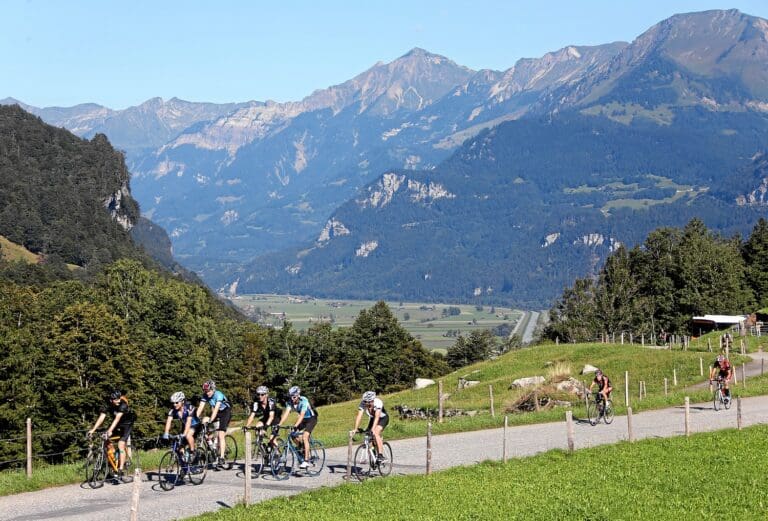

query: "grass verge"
xmin=188 ymin=425 xmax=768 ymax=520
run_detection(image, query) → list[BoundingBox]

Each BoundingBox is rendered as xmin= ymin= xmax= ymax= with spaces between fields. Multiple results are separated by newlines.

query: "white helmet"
xmin=256 ymin=385 xmax=269 ymax=395
xmin=170 ymin=391 xmax=185 ymax=403
xmin=362 ymin=391 xmax=376 ymax=403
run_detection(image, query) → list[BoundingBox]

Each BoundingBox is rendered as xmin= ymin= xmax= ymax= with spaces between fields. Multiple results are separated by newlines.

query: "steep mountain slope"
xmin=232 ymin=109 xmax=768 ymax=307
xmin=126 ymin=45 xmax=623 ymax=278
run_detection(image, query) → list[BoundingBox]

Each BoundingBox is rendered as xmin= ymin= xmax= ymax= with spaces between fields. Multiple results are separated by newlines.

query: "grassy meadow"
xmin=192 ymin=425 xmax=768 ymax=520
xmin=228 ymin=294 xmax=524 ymax=351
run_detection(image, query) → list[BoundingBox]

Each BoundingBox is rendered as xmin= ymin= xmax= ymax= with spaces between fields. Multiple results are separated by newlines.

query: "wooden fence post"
xmin=742 ymin=363 xmax=746 ymax=388
xmin=130 ymin=467 xmax=141 ymax=521
xmin=699 ymin=357 xmax=703 ymax=377
xmin=621 ymin=332 xmax=624 ymax=345
xmin=673 ymin=368 xmax=677 ymax=387
xmin=625 ymin=371 xmax=630 ymax=408
xmin=503 ymin=416 xmax=508 ymax=463
xmin=641 ymin=333 xmax=645 ymax=346
xmin=684 ymin=397 xmax=690 ymax=437
xmin=489 ymin=384 xmax=495 ymax=418
xmin=737 ymin=397 xmax=743 ymax=431
xmin=741 ymin=339 xmax=746 ymax=356
xmin=627 ymin=407 xmax=634 ymax=442
xmin=426 ymin=422 xmax=432 ymax=475
xmin=438 ymin=380 xmax=444 ymax=424
xmin=346 ymin=430 xmax=354 ymax=479
xmin=244 ymin=429 xmax=252 ymax=504
xmin=664 ymin=377 xmax=668 ymax=396
xmin=762 ymin=358 xmax=765 ymax=376
xmin=566 ymin=411 xmax=575 ymax=452
xmin=26 ymin=417 xmax=32 ymax=478
xmin=707 ymin=338 xmax=712 ymax=352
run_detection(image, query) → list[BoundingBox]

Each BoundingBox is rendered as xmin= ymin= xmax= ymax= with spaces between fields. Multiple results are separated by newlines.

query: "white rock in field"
xmin=511 ymin=376 xmax=545 ymax=388
xmin=581 ymin=364 xmax=599 ymax=375
xmin=414 ymin=378 xmax=436 ymax=390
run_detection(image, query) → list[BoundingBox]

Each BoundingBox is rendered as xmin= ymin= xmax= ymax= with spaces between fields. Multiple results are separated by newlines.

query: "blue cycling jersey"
xmin=201 ymin=390 xmax=230 ymax=411
xmin=167 ymin=401 xmax=200 ymax=426
xmin=285 ymin=396 xmax=315 ymax=419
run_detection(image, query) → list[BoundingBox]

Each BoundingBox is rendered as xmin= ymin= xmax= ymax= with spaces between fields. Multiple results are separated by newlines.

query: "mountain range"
xmin=5 ymin=8 xmax=768 ymax=307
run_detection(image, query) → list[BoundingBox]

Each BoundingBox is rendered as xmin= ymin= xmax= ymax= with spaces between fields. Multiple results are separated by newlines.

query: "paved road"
xmin=521 ymin=311 xmax=539 ymax=344
xmin=2 ymin=393 xmax=767 ymax=521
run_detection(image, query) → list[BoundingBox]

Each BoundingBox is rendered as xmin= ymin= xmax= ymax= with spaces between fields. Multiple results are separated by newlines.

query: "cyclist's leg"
xmin=117 ymin=426 xmax=131 ymax=471
xmin=217 ymin=408 xmax=232 ymax=460
xmin=372 ymin=416 xmax=388 ymax=456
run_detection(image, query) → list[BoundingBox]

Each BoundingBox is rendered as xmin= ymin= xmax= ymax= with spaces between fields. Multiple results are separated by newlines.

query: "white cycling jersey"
xmin=359 ymin=397 xmax=388 ymax=418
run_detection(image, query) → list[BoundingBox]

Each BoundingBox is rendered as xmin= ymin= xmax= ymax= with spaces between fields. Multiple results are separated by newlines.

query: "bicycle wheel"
xmin=353 ymin=444 xmax=372 ymax=481
xmin=158 ymin=451 xmax=181 ymax=491
xmin=270 ymin=440 xmax=293 ymax=480
xmin=306 ymin=438 xmax=325 ymax=476
xmin=377 ymin=442 xmax=394 ymax=477
xmin=222 ymin=434 xmax=238 ymax=470
xmin=251 ymin=443 xmax=268 ymax=475
xmin=186 ymin=448 xmax=207 ymax=485
xmin=713 ymin=389 xmax=722 ymax=411
xmin=587 ymin=399 xmax=598 ymax=426
xmin=724 ymin=392 xmax=732 ymax=410
xmin=86 ymin=451 xmax=108 ymax=489
xmin=603 ymin=400 xmax=614 ymax=424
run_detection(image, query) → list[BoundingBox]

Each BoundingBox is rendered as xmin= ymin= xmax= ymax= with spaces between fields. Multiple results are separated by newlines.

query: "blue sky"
xmin=4 ymin=1 xmax=768 ymax=109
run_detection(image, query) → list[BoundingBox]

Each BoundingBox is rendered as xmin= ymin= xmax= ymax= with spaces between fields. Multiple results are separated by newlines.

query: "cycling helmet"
xmin=362 ymin=391 xmax=376 ymax=403
xmin=256 ymin=385 xmax=269 ymax=395
xmin=288 ymin=385 xmax=301 ymax=397
xmin=170 ymin=391 xmax=185 ymax=403
xmin=109 ymin=390 xmax=122 ymax=400
xmin=717 ymin=354 xmax=725 ymax=362
xmin=202 ymin=380 xmax=216 ymax=392
xmin=595 ymin=369 xmax=603 ymax=377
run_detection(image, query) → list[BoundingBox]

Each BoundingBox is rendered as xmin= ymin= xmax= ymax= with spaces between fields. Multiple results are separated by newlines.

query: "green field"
xmin=191 ymin=425 xmax=768 ymax=520
xmin=229 ymin=294 xmax=524 ymax=351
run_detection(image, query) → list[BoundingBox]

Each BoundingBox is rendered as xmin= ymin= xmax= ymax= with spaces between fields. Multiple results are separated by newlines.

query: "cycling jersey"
xmin=100 ymin=398 xmax=136 ymax=426
xmin=252 ymin=398 xmax=281 ymax=424
xmin=200 ymin=390 xmax=230 ymax=411
xmin=167 ymin=401 xmax=200 ymax=426
xmin=286 ymin=396 xmax=316 ymax=419
xmin=359 ymin=398 xmax=388 ymax=419
xmin=594 ymin=376 xmax=612 ymax=392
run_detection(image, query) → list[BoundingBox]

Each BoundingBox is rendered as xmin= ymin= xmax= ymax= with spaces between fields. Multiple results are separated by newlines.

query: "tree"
xmin=446 ymin=330 xmax=496 ymax=369
xmin=742 ymin=218 xmax=768 ymax=308
xmin=545 ymin=277 xmax=598 ymax=342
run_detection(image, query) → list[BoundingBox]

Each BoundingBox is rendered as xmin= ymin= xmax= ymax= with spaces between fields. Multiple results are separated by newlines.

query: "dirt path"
xmin=2 ymin=394 xmax=767 ymax=521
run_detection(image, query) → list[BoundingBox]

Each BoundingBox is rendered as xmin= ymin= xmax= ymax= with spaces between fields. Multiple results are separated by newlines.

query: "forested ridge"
xmin=546 ymin=218 xmax=768 ymax=342
xmin=0 ymin=108 xmax=447 ymax=466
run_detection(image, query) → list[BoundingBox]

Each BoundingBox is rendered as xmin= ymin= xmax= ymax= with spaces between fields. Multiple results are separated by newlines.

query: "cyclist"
xmin=588 ymin=369 xmax=612 ymax=412
xmin=709 ymin=354 xmax=733 ymax=402
xmin=244 ymin=385 xmax=282 ymax=451
xmin=162 ymin=391 xmax=200 ymax=459
xmin=196 ymin=379 xmax=231 ymax=468
xmin=278 ymin=385 xmax=318 ymax=470
xmin=87 ymin=389 xmax=136 ymax=479
xmin=351 ymin=391 xmax=389 ymax=463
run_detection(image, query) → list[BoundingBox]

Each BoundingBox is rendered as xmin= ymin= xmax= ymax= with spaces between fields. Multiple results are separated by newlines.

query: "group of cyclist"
xmin=89 ymin=378 xmax=388 ymax=477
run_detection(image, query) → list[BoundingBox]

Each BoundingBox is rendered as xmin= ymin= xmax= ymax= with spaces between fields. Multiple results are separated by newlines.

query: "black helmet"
xmin=109 ymin=390 xmax=122 ymax=400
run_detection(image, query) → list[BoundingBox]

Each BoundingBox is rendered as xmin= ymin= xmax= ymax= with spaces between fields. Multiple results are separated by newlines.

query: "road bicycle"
xmin=352 ymin=429 xmax=393 ymax=481
xmin=269 ymin=426 xmax=325 ymax=479
xmin=243 ymin=425 xmax=275 ymax=475
xmin=195 ymin=421 xmax=238 ymax=470
xmin=587 ymin=392 xmax=614 ymax=426
xmin=157 ymin=434 xmax=207 ymax=490
xmin=712 ymin=377 xmax=732 ymax=411
xmin=84 ymin=432 xmax=133 ymax=488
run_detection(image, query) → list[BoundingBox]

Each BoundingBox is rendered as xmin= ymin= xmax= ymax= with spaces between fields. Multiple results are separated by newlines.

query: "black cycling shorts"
xmin=216 ymin=407 xmax=232 ymax=431
xmin=367 ymin=415 xmax=389 ymax=431
xmin=114 ymin=423 xmax=133 ymax=442
xmin=297 ymin=415 xmax=318 ymax=433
